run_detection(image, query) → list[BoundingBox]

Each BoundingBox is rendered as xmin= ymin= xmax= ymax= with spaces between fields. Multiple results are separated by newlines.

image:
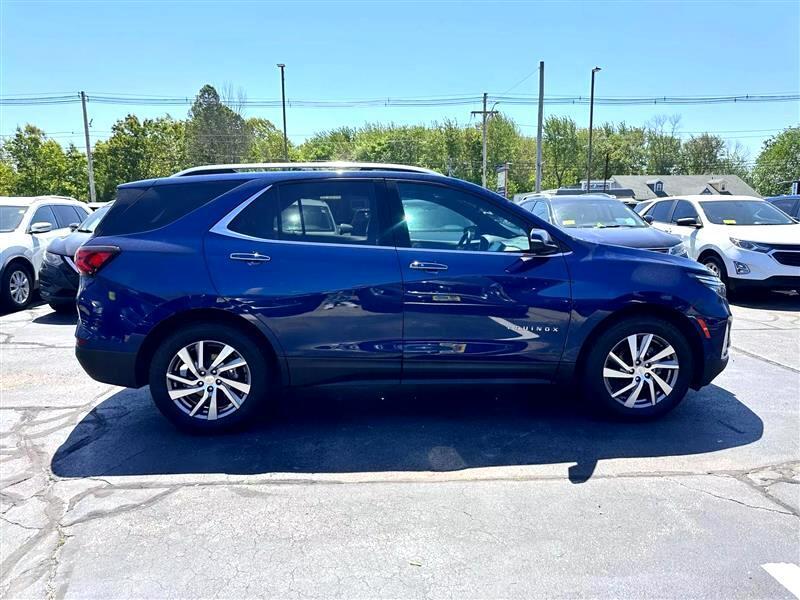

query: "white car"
xmin=0 ymin=196 xmax=91 ymax=310
xmin=640 ymin=195 xmax=800 ymax=293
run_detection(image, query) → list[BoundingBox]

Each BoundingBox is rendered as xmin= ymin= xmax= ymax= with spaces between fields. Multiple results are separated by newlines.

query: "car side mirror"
xmin=676 ymin=217 xmax=702 ymax=228
xmin=644 ymin=215 xmax=654 ymax=224
xmin=29 ymin=222 xmax=52 ymax=234
xmin=529 ymin=228 xmax=560 ymax=255
xmin=69 ymin=223 xmax=80 ymax=232
xmin=338 ymin=223 xmax=353 ymax=235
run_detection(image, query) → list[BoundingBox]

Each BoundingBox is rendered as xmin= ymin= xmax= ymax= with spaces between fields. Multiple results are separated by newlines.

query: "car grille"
xmin=773 ymin=252 xmax=800 ymax=267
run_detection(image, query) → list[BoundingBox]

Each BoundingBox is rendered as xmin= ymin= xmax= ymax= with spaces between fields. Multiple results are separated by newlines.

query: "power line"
xmin=1 ymin=92 xmax=799 ymax=108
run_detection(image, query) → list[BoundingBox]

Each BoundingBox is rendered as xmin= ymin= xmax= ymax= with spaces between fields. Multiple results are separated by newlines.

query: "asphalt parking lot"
xmin=1 ymin=294 xmax=798 ymax=599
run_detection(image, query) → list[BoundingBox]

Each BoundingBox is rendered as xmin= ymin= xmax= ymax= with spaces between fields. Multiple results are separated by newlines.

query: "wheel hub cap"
xmin=165 ymin=340 xmax=251 ymax=420
xmin=9 ymin=270 xmax=30 ymax=305
xmin=602 ymin=333 xmax=680 ymax=409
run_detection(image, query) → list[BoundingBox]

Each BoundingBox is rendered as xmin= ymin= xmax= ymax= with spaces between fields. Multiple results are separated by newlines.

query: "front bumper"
xmin=39 ymin=258 xmax=79 ymax=304
xmin=722 ymin=247 xmax=800 ymax=287
xmin=729 ymin=275 xmax=800 ymax=291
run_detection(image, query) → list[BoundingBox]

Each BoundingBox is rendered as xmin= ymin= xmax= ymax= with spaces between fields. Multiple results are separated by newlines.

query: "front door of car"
xmin=668 ymin=199 xmax=703 ymax=257
xmin=205 ymin=178 xmax=404 ymax=386
xmin=388 ymin=180 xmax=572 ymax=382
xmin=644 ymin=200 xmax=676 ymax=235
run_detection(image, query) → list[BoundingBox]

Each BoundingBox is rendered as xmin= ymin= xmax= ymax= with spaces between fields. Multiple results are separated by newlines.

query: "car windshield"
xmin=551 ymin=198 xmax=647 ymax=229
xmin=0 ymin=206 xmax=27 ymax=232
xmin=77 ymin=204 xmax=111 ymax=233
xmin=700 ymin=200 xmax=794 ymax=226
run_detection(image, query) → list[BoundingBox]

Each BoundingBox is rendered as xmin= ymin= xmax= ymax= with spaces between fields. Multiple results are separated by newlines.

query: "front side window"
xmin=700 ymin=200 xmax=794 ymax=226
xmin=0 ymin=206 xmax=27 ymax=232
xmin=52 ymin=205 xmax=83 ymax=229
xmin=647 ymin=200 xmax=674 ymax=223
xmin=531 ymin=201 xmax=552 ymax=223
xmin=670 ymin=200 xmax=700 ymax=223
xmin=396 ymin=182 xmax=529 ymax=252
xmin=550 ymin=198 xmax=646 ymax=229
xmin=228 ymin=180 xmax=380 ymax=246
xmin=30 ymin=206 xmax=57 ymax=229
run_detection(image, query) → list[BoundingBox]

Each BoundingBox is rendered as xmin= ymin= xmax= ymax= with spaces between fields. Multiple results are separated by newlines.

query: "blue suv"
xmin=74 ymin=163 xmax=731 ymax=433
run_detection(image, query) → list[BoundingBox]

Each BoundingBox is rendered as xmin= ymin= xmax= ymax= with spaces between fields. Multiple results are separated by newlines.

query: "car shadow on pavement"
xmin=729 ymin=290 xmax=800 ymax=311
xmin=51 ymin=383 xmax=762 ymax=484
xmin=32 ymin=310 xmax=78 ymax=325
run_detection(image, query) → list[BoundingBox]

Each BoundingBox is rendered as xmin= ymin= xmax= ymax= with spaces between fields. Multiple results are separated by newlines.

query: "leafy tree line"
xmin=1 ymin=84 xmax=796 ymax=200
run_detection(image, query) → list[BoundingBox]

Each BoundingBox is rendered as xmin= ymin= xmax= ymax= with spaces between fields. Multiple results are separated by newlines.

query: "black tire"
xmin=49 ymin=302 xmax=75 ymax=314
xmin=700 ymin=254 xmax=728 ymax=286
xmin=1 ymin=262 xmax=34 ymax=311
xmin=582 ymin=317 xmax=693 ymax=421
xmin=148 ymin=323 xmax=272 ymax=433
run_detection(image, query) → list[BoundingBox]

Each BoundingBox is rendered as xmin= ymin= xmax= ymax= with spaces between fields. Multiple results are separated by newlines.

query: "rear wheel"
xmin=1 ymin=264 xmax=33 ymax=311
xmin=148 ymin=324 xmax=271 ymax=433
xmin=582 ymin=317 xmax=693 ymax=420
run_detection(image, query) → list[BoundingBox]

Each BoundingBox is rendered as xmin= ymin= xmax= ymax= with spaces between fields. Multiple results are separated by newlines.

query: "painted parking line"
xmin=763 ymin=563 xmax=800 ymax=599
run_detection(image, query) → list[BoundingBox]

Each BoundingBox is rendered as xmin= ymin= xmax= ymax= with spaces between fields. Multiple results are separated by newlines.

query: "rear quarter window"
xmin=96 ymin=180 xmax=247 ymax=236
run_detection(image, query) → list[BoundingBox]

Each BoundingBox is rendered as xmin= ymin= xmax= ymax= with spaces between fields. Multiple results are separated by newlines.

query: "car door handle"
xmin=229 ymin=252 xmax=271 ymax=264
xmin=410 ymin=261 xmax=448 ymax=272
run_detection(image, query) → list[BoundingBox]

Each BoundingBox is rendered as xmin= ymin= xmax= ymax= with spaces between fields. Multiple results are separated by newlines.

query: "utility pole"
xmin=535 ymin=61 xmax=545 ymax=192
xmin=586 ymin=66 xmax=601 ymax=193
xmin=471 ymin=92 xmax=498 ymax=188
xmin=603 ymin=152 xmax=610 ymax=192
xmin=80 ymin=91 xmax=96 ymax=203
xmin=277 ymin=64 xmax=288 ymax=161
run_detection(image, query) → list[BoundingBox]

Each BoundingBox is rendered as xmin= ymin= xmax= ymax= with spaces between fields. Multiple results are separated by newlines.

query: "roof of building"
xmin=608 ymin=175 xmax=758 ymax=200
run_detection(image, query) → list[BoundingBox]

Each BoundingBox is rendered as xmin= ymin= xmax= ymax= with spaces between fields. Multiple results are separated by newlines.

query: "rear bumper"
xmin=75 ymin=344 xmax=140 ymax=388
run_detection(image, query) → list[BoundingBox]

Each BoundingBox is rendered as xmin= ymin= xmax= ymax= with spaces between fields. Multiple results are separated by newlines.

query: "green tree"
xmin=186 ymin=85 xmax=249 ymax=165
xmin=678 ymin=133 xmax=726 ymax=174
xmin=752 ymin=127 xmax=800 ymax=196
xmin=4 ymin=125 xmax=79 ymax=197
xmin=542 ymin=116 xmax=579 ymax=188
xmin=645 ymin=116 xmax=682 ymax=174
xmin=246 ymin=118 xmax=294 ymax=161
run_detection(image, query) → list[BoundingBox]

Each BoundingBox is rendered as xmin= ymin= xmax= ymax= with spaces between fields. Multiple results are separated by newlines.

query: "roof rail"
xmin=172 ymin=161 xmax=438 ymax=177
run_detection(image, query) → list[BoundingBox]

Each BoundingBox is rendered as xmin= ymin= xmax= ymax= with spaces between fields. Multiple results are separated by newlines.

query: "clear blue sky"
xmin=2 ymin=0 xmax=798 ymax=161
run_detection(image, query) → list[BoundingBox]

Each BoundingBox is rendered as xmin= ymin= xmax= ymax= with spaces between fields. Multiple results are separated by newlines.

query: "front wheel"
xmin=1 ymin=265 xmax=33 ymax=311
xmin=148 ymin=324 xmax=271 ymax=433
xmin=582 ymin=317 xmax=693 ymax=420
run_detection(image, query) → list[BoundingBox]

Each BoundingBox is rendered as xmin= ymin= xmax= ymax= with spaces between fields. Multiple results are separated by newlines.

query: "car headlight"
xmin=730 ymin=238 xmax=770 ymax=253
xmin=690 ymin=272 xmax=726 ymax=299
xmin=668 ymin=242 xmax=688 ymax=257
xmin=44 ymin=251 xmax=63 ymax=266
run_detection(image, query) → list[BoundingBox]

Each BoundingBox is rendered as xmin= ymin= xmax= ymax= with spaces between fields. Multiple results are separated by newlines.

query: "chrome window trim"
xmin=212 ymin=183 xmax=569 ymax=258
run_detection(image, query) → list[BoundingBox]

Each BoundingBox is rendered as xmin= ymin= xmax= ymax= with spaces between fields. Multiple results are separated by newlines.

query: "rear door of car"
xmin=387 ymin=179 xmax=571 ymax=383
xmin=205 ymin=178 xmax=404 ymax=386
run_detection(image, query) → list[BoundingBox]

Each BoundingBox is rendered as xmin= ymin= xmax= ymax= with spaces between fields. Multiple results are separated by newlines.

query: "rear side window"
xmin=530 ymin=201 xmax=551 ymax=222
xmin=96 ymin=180 xmax=246 ymax=236
xmin=228 ymin=180 xmax=380 ymax=246
xmin=771 ymin=198 xmax=798 ymax=217
xmin=52 ymin=205 xmax=83 ymax=228
xmin=648 ymin=200 xmax=673 ymax=223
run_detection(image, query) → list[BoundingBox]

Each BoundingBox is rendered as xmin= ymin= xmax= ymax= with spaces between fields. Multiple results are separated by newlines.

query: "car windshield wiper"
xmin=595 ymin=224 xmax=621 ymax=228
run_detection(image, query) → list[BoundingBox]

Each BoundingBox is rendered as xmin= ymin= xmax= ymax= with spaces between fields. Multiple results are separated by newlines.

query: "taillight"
xmin=75 ymin=246 xmax=119 ymax=276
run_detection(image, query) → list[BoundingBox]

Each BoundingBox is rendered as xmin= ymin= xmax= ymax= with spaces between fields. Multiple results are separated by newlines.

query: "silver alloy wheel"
xmin=602 ymin=333 xmax=680 ymax=409
xmin=704 ymin=260 xmax=721 ymax=278
xmin=9 ymin=270 xmax=30 ymax=306
xmin=165 ymin=340 xmax=251 ymax=420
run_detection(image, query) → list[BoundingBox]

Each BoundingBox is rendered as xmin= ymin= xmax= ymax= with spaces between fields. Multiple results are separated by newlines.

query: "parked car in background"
xmin=40 ymin=203 xmax=112 ymax=312
xmin=766 ymin=194 xmax=800 ymax=220
xmin=639 ymin=195 xmax=800 ymax=293
xmin=517 ymin=194 xmax=686 ymax=256
xmin=0 ymin=196 xmax=90 ymax=310
xmin=74 ymin=163 xmax=730 ymax=433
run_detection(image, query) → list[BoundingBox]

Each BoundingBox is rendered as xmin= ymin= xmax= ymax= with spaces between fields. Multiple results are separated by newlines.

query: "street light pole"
xmin=277 ymin=63 xmax=288 ymax=161
xmin=586 ymin=66 xmax=601 ymax=193
xmin=535 ymin=61 xmax=545 ymax=193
